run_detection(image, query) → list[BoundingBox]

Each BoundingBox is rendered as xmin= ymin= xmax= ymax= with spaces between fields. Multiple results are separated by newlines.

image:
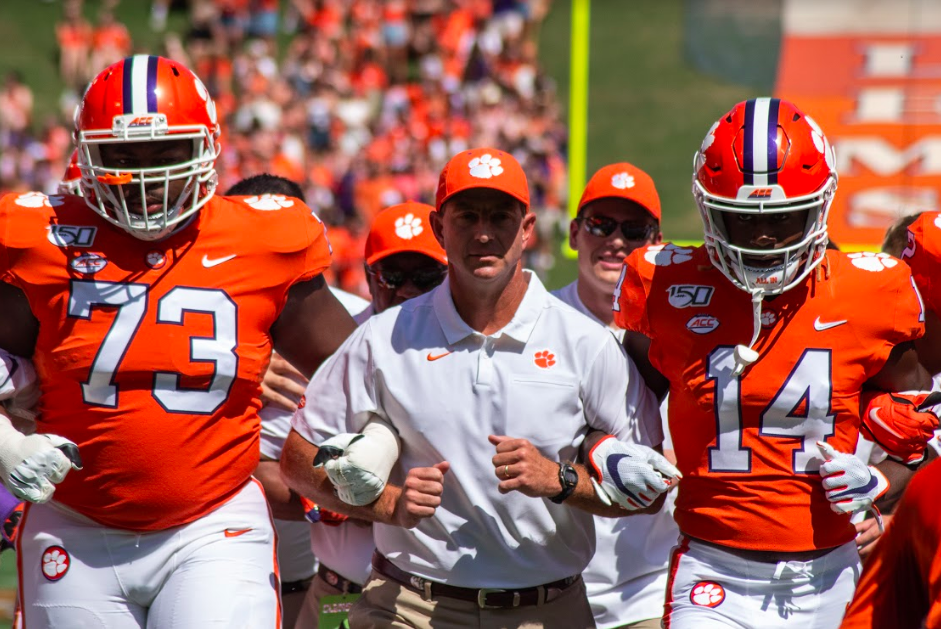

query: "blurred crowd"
xmin=0 ymin=0 xmax=568 ymax=298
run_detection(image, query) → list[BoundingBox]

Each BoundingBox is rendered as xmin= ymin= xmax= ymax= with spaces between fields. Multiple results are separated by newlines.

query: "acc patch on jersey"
xmin=690 ymin=581 xmax=725 ymax=608
xmin=70 ymin=252 xmax=108 ymax=275
xmin=687 ymin=314 xmax=719 ymax=334
xmin=41 ymin=545 xmax=70 ymax=581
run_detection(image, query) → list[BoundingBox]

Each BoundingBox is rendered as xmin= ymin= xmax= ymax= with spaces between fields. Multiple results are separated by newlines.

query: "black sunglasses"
xmin=366 ymin=266 xmax=447 ymax=291
xmin=579 ymin=215 xmax=658 ymax=241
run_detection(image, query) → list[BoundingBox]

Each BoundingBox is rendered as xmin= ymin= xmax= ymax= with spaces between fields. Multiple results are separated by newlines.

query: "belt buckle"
xmin=477 ymin=588 xmax=519 ymax=609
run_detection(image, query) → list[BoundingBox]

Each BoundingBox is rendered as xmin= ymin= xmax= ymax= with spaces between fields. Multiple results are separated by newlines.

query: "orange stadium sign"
xmin=775 ymin=0 xmax=941 ymax=249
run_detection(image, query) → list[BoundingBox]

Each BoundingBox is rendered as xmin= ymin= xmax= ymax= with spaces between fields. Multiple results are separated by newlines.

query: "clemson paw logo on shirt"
xmin=848 ymin=252 xmax=899 ymax=272
xmin=394 ymin=213 xmax=423 ymax=239
xmin=15 ymin=192 xmax=64 ymax=208
xmin=243 ymin=194 xmax=295 ymax=211
xmin=534 ymin=350 xmax=556 ymax=369
xmin=41 ymin=546 xmax=70 ymax=581
xmin=644 ymin=244 xmax=693 ymax=266
xmin=610 ymin=172 xmax=635 ymax=189
xmin=690 ymin=581 xmax=725 ymax=608
xmin=468 ymin=154 xmax=503 ymax=179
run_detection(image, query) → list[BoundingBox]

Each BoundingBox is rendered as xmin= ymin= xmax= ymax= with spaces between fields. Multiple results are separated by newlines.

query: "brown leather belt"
xmin=690 ymin=536 xmax=841 ymax=563
xmin=372 ymin=551 xmax=580 ymax=609
xmin=318 ymin=564 xmax=364 ymax=594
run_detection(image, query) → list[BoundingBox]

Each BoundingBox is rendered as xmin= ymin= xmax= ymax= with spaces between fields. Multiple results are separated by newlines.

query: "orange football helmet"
xmin=74 ymin=55 xmax=221 ymax=241
xmin=693 ymin=97 xmax=837 ymax=296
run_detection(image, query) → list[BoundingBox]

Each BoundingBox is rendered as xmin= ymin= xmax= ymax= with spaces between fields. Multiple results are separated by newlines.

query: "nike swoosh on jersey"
xmin=224 ymin=528 xmax=252 ymax=538
xmin=202 ymin=254 xmax=237 ymax=268
xmin=426 ymin=351 xmax=451 ymax=361
xmin=813 ymin=317 xmax=848 ymax=331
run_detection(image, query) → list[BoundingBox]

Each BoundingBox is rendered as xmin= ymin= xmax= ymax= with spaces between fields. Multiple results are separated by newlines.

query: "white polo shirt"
xmin=553 ymin=279 xmax=679 ymax=628
xmin=259 ymin=286 xmax=373 ymax=584
xmin=293 ymin=271 xmax=662 ymax=589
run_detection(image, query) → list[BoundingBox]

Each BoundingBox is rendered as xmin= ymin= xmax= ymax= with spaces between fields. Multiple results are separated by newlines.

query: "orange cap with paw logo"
xmin=435 ymin=147 xmax=530 ymax=211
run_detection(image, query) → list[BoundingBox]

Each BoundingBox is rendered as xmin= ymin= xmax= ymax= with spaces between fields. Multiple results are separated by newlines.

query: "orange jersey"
xmin=615 ymin=244 xmax=924 ymax=552
xmin=902 ymin=211 xmax=941 ymax=317
xmin=840 ymin=458 xmax=941 ymax=629
xmin=0 ymin=192 xmax=331 ymax=531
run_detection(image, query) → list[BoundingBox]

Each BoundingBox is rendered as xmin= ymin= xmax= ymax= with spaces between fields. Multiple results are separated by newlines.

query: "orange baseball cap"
xmin=435 ymin=147 xmax=530 ymax=211
xmin=578 ymin=162 xmax=661 ymax=220
xmin=364 ymin=201 xmax=448 ymax=266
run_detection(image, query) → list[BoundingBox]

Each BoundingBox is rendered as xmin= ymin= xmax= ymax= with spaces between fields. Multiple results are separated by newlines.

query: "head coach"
xmin=280 ymin=148 xmax=678 ymax=629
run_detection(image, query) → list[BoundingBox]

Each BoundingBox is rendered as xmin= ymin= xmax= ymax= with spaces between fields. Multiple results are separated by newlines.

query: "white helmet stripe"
xmin=126 ymin=54 xmax=155 ymax=115
xmin=750 ymin=97 xmax=771 ymax=186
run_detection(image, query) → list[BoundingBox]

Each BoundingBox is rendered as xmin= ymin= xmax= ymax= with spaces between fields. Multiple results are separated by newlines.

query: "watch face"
xmin=562 ymin=464 xmax=578 ymax=487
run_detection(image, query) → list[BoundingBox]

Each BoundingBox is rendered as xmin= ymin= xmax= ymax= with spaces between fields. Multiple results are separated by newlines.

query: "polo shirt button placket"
xmin=478 ymin=336 xmax=495 ymax=386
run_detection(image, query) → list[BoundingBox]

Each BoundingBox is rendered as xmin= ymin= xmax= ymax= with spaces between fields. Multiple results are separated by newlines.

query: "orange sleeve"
xmin=613 ymin=246 xmax=654 ymax=336
xmin=300 ymin=205 xmax=332 ymax=285
xmin=851 ymin=255 xmax=926 ymax=378
xmin=903 ymin=212 xmax=941 ymax=318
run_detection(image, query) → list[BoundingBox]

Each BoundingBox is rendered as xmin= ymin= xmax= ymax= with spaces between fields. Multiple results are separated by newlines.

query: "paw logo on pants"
xmin=534 ymin=350 xmax=556 ymax=369
xmin=690 ymin=581 xmax=725 ymax=608
xmin=41 ymin=545 xmax=70 ymax=581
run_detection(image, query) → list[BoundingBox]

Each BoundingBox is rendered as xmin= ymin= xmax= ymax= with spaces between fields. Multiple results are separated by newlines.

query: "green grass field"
xmin=0 ymin=2 xmax=755 ymax=625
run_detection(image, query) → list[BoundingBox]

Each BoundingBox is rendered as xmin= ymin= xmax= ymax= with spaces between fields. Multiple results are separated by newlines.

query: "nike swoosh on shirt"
xmin=224 ymin=528 xmax=252 ymax=538
xmin=813 ymin=317 xmax=848 ymax=331
xmin=426 ymin=351 xmax=451 ymax=361
xmin=202 ymin=254 xmax=237 ymax=268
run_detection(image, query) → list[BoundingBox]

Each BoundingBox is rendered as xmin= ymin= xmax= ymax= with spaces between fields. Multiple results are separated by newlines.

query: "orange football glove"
xmin=860 ymin=390 xmax=941 ymax=464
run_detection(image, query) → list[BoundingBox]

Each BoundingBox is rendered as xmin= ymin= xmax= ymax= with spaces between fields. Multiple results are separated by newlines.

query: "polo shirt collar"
xmin=433 ymin=270 xmax=546 ymax=346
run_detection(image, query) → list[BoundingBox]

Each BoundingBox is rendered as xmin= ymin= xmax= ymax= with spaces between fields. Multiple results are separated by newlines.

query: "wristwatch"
xmin=549 ymin=461 xmax=579 ymax=504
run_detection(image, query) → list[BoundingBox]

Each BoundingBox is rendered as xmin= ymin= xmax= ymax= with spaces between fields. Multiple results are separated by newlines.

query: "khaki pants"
xmin=294 ymin=572 xmax=349 ymax=629
xmin=348 ymin=570 xmax=595 ymax=629
xmin=616 ymin=619 xmax=661 ymax=629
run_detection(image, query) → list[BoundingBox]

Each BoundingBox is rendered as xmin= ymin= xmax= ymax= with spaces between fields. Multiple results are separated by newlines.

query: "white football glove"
xmin=588 ymin=435 xmax=681 ymax=510
xmin=0 ymin=430 xmax=82 ymax=504
xmin=313 ymin=418 xmax=401 ymax=506
xmin=817 ymin=441 xmax=888 ymax=515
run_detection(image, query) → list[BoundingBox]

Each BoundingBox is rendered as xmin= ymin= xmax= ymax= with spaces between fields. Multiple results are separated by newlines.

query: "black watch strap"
xmin=549 ymin=461 xmax=579 ymax=504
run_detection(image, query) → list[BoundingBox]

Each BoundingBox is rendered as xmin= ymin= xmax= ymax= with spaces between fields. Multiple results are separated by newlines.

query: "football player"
xmin=0 ymin=55 xmax=356 ymax=628
xmin=614 ymin=98 xmax=936 ymax=628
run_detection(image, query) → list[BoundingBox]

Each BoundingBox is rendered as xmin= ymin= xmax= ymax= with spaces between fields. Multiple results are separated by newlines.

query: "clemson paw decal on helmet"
xmin=468 ymin=154 xmax=503 ymax=179
xmin=42 ymin=546 xmax=70 ymax=581
xmin=534 ymin=350 xmax=556 ymax=369
xmin=690 ymin=581 xmax=725 ymax=608
xmin=848 ymin=252 xmax=899 ymax=272
xmin=610 ymin=172 xmax=635 ymax=189
xmin=15 ymin=192 xmax=64 ymax=209
xmin=243 ymin=194 xmax=295 ymax=211
xmin=394 ymin=213 xmax=423 ymax=239
xmin=644 ymin=244 xmax=693 ymax=266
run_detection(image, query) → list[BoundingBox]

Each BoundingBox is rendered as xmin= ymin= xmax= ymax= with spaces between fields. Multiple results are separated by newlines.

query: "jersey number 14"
xmin=707 ymin=346 xmax=835 ymax=474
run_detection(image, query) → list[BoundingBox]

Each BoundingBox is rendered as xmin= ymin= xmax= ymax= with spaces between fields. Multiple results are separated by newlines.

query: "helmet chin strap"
xmin=732 ymin=289 xmax=764 ymax=377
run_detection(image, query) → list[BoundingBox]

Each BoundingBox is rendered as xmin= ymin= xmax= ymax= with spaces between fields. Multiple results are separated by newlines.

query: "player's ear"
xmin=568 ymin=217 xmax=579 ymax=251
xmin=652 ymin=228 xmax=663 ymax=245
